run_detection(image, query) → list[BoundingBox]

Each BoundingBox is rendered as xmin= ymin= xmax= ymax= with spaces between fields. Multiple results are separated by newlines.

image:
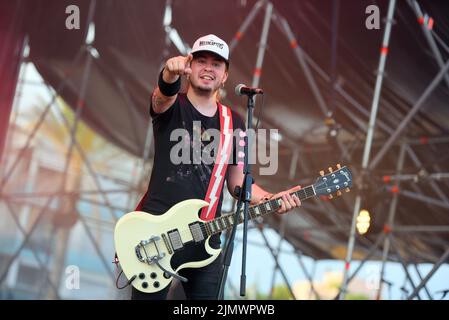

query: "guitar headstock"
xmin=314 ymin=164 xmax=353 ymax=199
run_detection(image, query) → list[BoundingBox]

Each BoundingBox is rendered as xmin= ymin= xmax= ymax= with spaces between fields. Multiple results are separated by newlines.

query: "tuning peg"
xmin=337 ymin=190 xmax=342 ymax=196
xmin=336 ymin=164 xmax=341 ymax=169
xmin=345 ymin=188 xmax=350 ymax=193
xmin=320 ymin=170 xmax=325 ymax=177
xmin=328 ymin=167 xmax=333 ymax=173
xmin=328 ymin=194 xmax=333 ymax=199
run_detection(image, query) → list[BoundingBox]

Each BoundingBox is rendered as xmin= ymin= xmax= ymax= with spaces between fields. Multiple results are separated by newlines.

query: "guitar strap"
xmin=199 ymin=102 xmax=233 ymax=221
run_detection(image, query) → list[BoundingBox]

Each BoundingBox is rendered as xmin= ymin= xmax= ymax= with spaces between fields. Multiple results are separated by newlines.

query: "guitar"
xmin=114 ymin=164 xmax=352 ymax=293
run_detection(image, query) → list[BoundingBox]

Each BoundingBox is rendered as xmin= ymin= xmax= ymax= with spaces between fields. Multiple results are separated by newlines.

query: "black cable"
xmin=115 ymin=270 xmax=136 ymax=290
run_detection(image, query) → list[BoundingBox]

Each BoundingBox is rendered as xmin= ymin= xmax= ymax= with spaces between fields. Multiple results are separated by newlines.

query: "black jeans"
xmin=131 ymin=253 xmax=223 ymax=300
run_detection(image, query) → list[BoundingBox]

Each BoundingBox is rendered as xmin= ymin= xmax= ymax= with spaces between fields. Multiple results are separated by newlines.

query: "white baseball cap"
xmin=190 ymin=34 xmax=229 ymax=63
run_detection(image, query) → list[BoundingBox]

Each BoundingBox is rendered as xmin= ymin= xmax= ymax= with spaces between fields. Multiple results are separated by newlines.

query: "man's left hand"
xmin=271 ymin=185 xmax=302 ymax=214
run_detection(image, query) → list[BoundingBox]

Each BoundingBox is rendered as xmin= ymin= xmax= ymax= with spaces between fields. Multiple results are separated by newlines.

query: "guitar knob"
xmin=153 ymin=281 xmax=160 ymax=288
xmin=138 ymin=273 xmax=145 ymax=280
xmin=150 ymin=272 xmax=157 ymax=279
xmin=142 ymin=282 xmax=148 ymax=289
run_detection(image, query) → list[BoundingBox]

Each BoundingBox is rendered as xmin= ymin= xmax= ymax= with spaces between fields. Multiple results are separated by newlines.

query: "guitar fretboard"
xmin=202 ymin=185 xmax=315 ymax=236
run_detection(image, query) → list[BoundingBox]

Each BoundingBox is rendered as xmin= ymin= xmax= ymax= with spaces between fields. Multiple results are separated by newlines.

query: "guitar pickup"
xmin=189 ymin=222 xmax=205 ymax=243
xmin=167 ymin=229 xmax=183 ymax=251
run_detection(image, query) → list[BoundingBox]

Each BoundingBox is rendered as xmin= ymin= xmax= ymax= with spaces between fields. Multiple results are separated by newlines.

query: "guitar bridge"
xmin=135 ymin=236 xmax=165 ymax=264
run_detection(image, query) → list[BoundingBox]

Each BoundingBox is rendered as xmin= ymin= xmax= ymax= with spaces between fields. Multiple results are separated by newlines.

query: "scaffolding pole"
xmin=296 ymin=251 xmax=321 ymax=299
xmin=412 ymin=263 xmax=433 ymax=300
xmin=386 ymin=188 xmax=449 ymax=210
xmin=257 ymin=226 xmax=296 ymax=299
xmin=407 ymin=248 xmax=449 ymax=300
xmin=333 ymin=232 xmax=387 ymax=300
xmin=251 ymin=1 xmax=272 ymax=93
xmin=388 ymin=235 xmax=422 ymax=299
xmin=408 ymin=0 xmax=449 ymax=89
xmin=369 ymin=58 xmax=449 ymax=170
xmin=339 ymin=0 xmax=397 ymax=300
xmin=272 ymin=9 xmax=329 ymax=116
xmin=229 ymin=0 xmax=266 ymax=53
xmin=0 ymin=47 xmax=84 ymax=192
xmin=2 ymin=200 xmax=60 ymax=298
xmin=268 ymin=215 xmax=287 ymax=299
xmin=376 ymin=143 xmax=406 ymax=299
xmin=0 ymin=195 xmax=55 ymax=286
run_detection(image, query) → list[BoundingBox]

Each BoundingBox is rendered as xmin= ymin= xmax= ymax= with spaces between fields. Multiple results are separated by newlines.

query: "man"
xmin=133 ymin=34 xmax=301 ymax=300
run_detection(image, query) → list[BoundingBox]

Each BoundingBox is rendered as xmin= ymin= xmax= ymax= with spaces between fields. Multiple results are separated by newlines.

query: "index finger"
xmin=185 ymin=53 xmax=193 ymax=64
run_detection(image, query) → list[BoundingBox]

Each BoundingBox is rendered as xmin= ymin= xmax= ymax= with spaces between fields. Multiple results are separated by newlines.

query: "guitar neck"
xmin=204 ymin=185 xmax=316 ymax=236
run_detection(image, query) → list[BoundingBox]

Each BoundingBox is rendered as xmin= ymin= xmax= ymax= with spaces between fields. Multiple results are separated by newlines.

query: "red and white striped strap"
xmin=200 ymin=103 xmax=233 ymax=221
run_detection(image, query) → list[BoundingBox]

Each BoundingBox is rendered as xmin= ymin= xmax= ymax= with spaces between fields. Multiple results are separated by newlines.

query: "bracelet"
xmin=158 ymin=69 xmax=181 ymax=96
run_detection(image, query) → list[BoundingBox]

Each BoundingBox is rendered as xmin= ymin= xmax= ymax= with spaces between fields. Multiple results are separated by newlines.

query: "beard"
xmin=189 ymin=77 xmax=221 ymax=97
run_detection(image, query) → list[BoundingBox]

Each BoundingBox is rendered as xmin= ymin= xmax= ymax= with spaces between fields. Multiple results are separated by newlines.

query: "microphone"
xmin=235 ymin=84 xmax=264 ymax=96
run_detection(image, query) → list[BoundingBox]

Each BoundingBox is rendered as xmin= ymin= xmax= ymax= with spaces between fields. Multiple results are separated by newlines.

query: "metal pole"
xmin=0 ymin=35 xmax=29 ymax=179
xmin=412 ymin=264 xmax=433 ymax=299
xmin=362 ymin=0 xmax=396 ymax=169
xmin=50 ymin=84 xmax=119 ymax=221
xmin=273 ymin=9 xmax=329 ymax=116
xmin=339 ymin=0 xmax=397 ymax=300
xmin=0 ymin=196 xmax=55 ymax=286
xmin=338 ymin=195 xmax=361 ymax=300
xmin=1 ymin=200 xmax=60 ymax=298
xmin=408 ymin=0 xmax=449 ymax=89
xmin=268 ymin=215 xmax=286 ymax=299
xmin=394 ymin=225 xmax=449 ymax=232
xmin=388 ymin=235 xmax=422 ymax=300
xmin=251 ymin=1 xmax=272 ymax=93
xmin=386 ymin=188 xmax=449 ymax=210
xmin=229 ymin=0 xmax=266 ymax=52
xmin=257 ymin=227 xmax=296 ymax=299
xmin=296 ymin=251 xmax=321 ymax=299
xmin=0 ymin=48 xmax=85 ymax=192
xmin=369 ymin=58 xmax=449 ymax=170
xmin=77 ymin=214 xmax=115 ymax=281
xmin=333 ymin=232 xmax=387 ymax=300
xmin=407 ymin=248 xmax=449 ymax=300
xmin=376 ymin=143 xmax=406 ymax=300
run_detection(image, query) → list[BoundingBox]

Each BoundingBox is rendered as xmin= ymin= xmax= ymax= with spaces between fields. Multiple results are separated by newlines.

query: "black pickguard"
xmin=170 ymin=240 xmax=212 ymax=271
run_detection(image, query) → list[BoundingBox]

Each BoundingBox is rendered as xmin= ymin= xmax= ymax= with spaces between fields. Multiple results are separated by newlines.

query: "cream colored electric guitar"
xmin=114 ymin=165 xmax=352 ymax=293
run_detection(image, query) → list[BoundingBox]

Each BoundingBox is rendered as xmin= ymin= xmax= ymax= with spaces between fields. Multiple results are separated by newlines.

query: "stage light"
xmin=356 ymin=209 xmax=371 ymax=235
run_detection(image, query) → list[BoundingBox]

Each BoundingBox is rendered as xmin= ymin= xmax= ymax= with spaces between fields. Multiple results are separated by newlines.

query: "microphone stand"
xmin=216 ymin=93 xmax=256 ymax=300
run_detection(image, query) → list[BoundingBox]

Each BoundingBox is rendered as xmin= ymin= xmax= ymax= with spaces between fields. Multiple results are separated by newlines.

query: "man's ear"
xmin=222 ymin=71 xmax=228 ymax=85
